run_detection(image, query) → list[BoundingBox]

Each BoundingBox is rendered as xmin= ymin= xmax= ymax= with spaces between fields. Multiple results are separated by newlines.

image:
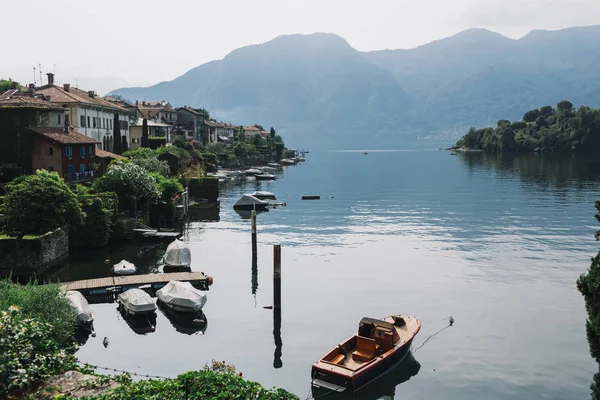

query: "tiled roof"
xmin=28 ymin=127 xmax=100 ymax=144
xmin=36 ymin=85 xmax=129 ymax=112
xmin=96 ymin=149 xmax=123 ymax=159
xmin=243 ymin=126 xmax=261 ymax=131
xmin=177 ymin=107 xmax=209 ymax=116
xmin=0 ymin=90 xmax=64 ymax=110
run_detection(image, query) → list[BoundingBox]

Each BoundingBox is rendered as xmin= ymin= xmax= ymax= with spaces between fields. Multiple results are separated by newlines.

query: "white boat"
xmin=252 ymin=191 xmax=277 ymax=201
xmin=233 ymin=194 xmax=269 ymax=210
xmin=225 ymin=170 xmax=245 ymax=177
xmin=65 ymin=290 xmax=95 ymax=336
xmin=156 ymin=281 xmax=207 ymax=313
xmin=113 ymin=260 xmax=136 ymax=275
xmin=268 ymin=163 xmax=281 ymax=168
xmin=163 ymin=239 xmax=191 ymax=268
xmin=260 ymin=166 xmax=277 ymax=174
xmin=255 ymin=174 xmax=276 ymax=180
xmin=245 ymin=168 xmax=262 ymax=176
xmin=281 ymin=159 xmax=294 ymax=165
xmin=118 ymin=288 xmax=156 ymax=316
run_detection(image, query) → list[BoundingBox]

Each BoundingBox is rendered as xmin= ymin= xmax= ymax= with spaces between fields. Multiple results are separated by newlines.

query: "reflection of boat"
xmin=156 ymin=281 xmax=207 ymax=313
xmin=163 ymin=265 xmax=192 ymax=273
xmin=255 ymin=174 xmax=276 ymax=181
xmin=157 ymin=300 xmax=208 ymax=335
xmin=65 ymin=290 xmax=96 ymax=337
xmin=311 ymin=353 xmax=421 ymax=400
xmin=234 ymin=208 xmax=268 ymax=220
xmin=252 ymin=191 xmax=277 ymax=201
xmin=364 ymin=151 xmax=368 ymax=155
xmin=119 ymin=306 xmax=157 ymax=335
xmin=233 ymin=194 xmax=269 ymax=210
xmin=117 ymin=288 xmax=156 ymax=316
xmin=311 ymin=315 xmax=420 ymax=393
xmin=163 ymin=239 xmax=191 ymax=268
xmin=113 ymin=260 xmax=136 ymax=275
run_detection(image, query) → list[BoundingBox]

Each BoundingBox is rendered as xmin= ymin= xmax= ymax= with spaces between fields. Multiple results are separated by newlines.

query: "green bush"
xmin=0 ymin=306 xmax=77 ymax=396
xmin=130 ymin=157 xmax=171 ymax=177
xmin=122 ymin=147 xmax=157 ymax=159
xmin=151 ymin=173 xmax=184 ymax=202
xmin=148 ymin=137 xmax=167 ymax=150
xmin=70 ymin=192 xmax=117 ymax=248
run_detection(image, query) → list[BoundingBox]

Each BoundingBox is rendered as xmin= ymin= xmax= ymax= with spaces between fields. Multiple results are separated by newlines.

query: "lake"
xmin=48 ymin=148 xmax=600 ymax=399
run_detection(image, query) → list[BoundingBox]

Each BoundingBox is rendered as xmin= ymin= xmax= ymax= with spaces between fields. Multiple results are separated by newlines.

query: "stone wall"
xmin=0 ymin=227 xmax=69 ymax=278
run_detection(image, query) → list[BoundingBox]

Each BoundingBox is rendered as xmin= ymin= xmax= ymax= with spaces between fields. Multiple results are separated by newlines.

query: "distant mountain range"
xmin=110 ymin=25 xmax=600 ymax=149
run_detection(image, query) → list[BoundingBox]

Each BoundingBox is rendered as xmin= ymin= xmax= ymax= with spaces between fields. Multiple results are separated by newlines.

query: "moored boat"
xmin=255 ymin=174 xmax=276 ymax=180
xmin=252 ymin=191 xmax=277 ymax=201
xmin=163 ymin=239 xmax=191 ymax=268
xmin=244 ymin=168 xmax=262 ymax=176
xmin=65 ymin=290 xmax=96 ymax=337
xmin=117 ymin=288 xmax=157 ymax=316
xmin=113 ymin=260 xmax=136 ymax=275
xmin=156 ymin=281 xmax=207 ymax=313
xmin=281 ymin=159 xmax=294 ymax=165
xmin=233 ymin=194 xmax=269 ymax=210
xmin=311 ymin=315 xmax=420 ymax=393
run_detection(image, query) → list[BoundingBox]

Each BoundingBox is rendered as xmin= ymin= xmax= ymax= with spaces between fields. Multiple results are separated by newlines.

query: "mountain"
xmin=111 ymin=26 xmax=600 ymax=148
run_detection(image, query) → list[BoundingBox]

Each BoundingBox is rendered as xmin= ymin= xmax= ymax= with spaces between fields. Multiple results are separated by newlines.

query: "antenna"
xmin=53 ymin=64 xmax=56 ymax=74
xmin=38 ymin=63 xmax=42 ymax=86
xmin=33 ymin=67 xmax=37 ymax=86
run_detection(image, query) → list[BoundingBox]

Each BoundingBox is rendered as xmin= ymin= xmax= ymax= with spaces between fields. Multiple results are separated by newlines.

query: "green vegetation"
xmin=113 ymin=114 xmax=123 ymax=155
xmin=74 ymin=360 xmax=298 ymax=400
xmin=70 ymin=187 xmax=117 ymax=248
xmin=1 ymin=171 xmax=84 ymax=238
xmin=0 ymin=234 xmax=40 ymax=240
xmin=455 ymin=101 xmax=600 ymax=153
xmin=577 ymin=201 xmax=600 ymax=399
xmin=148 ymin=137 xmax=167 ymax=149
xmin=0 ymin=78 xmax=21 ymax=91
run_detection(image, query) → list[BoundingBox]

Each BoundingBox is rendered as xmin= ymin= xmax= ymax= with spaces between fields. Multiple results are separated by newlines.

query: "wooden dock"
xmin=61 ymin=272 xmax=212 ymax=302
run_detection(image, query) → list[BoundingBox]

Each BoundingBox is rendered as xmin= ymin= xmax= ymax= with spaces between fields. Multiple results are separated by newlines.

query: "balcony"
xmin=66 ymin=171 xmax=95 ymax=182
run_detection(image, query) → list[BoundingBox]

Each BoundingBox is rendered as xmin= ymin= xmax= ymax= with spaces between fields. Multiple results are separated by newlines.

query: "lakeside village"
xmin=0 ymin=75 xmax=311 ymax=398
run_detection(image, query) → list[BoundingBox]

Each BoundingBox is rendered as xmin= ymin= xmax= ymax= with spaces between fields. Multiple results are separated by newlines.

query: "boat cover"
xmin=252 ymin=191 xmax=276 ymax=200
xmin=163 ymin=239 xmax=191 ymax=267
xmin=113 ymin=260 xmax=136 ymax=275
xmin=65 ymin=290 xmax=93 ymax=324
xmin=233 ymin=194 xmax=268 ymax=209
xmin=118 ymin=289 xmax=156 ymax=314
xmin=245 ymin=169 xmax=262 ymax=175
xmin=156 ymin=281 xmax=207 ymax=311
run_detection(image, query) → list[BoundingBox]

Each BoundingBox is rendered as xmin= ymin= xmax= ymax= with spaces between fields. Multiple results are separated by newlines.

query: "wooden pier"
xmin=61 ymin=272 xmax=212 ymax=303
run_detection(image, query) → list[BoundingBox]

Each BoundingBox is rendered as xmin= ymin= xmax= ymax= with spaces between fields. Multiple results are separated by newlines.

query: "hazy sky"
xmin=2 ymin=0 xmax=598 ymax=93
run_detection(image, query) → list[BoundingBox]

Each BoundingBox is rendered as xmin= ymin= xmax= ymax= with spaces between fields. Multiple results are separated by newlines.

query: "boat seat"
xmin=352 ymin=336 xmax=380 ymax=363
xmin=331 ymin=353 xmax=345 ymax=365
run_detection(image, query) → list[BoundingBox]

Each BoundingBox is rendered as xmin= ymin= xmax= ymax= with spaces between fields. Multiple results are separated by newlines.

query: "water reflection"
xmin=157 ymin=301 xmax=208 ymax=335
xmin=234 ymin=208 xmax=269 ymax=220
xmin=251 ymin=260 xmax=258 ymax=297
xmin=118 ymin=306 xmax=157 ymax=335
xmin=274 ymin=307 xmax=283 ymax=369
xmin=188 ymin=206 xmax=220 ymax=222
xmin=310 ymin=353 xmax=421 ymax=400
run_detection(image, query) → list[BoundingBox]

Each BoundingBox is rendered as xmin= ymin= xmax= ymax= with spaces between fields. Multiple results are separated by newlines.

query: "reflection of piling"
xmin=251 ymin=260 xmax=258 ymax=296
xmin=251 ymin=210 xmax=257 ymax=262
xmin=273 ymin=244 xmax=282 ymax=368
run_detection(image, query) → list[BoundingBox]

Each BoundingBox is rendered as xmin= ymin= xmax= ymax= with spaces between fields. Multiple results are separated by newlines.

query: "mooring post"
xmin=251 ymin=210 xmax=257 ymax=261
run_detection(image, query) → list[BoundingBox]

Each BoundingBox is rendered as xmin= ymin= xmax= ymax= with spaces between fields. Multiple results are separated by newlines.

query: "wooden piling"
xmin=251 ymin=210 xmax=257 ymax=261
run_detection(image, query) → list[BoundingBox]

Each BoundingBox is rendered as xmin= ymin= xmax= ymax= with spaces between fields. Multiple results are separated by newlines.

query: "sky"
xmin=1 ymin=0 xmax=599 ymax=94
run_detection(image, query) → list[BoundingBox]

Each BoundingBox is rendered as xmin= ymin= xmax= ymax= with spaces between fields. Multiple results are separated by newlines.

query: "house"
xmin=36 ymin=73 xmax=132 ymax=152
xmin=204 ymin=121 xmax=236 ymax=143
xmin=129 ymin=118 xmax=172 ymax=149
xmin=136 ymin=101 xmax=177 ymax=125
xmin=96 ymin=148 xmax=124 ymax=175
xmin=28 ymin=126 xmax=100 ymax=182
xmin=260 ymin=130 xmax=271 ymax=138
xmin=175 ymin=107 xmax=210 ymax=143
xmin=243 ymin=126 xmax=262 ymax=137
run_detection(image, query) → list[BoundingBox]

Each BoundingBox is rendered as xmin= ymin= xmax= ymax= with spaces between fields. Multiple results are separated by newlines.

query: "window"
xmin=80 ymin=146 xmax=86 ymax=157
xmin=93 ymin=117 xmax=97 ymax=128
xmin=80 ymin=115 xmax=86 ymax=127
xmin=65 ymin=146 xmax=73 ymax=157
xmin=88 ymin=145 xmax=93 ymax=155
xmin=87 ymin=116 xmax=90 ymax=127
xmin=58 ymin=114 xmax=62 ymax=125
xmin=80 ymin=164 xmax=86 ymax=174
xmin=123 ymin=121 xmax=128 ymax=130
xmin=48 ymin=166 xmax=54 ymax=172
xmin=48 ymin=147 xmax=53 ymax=156
xmin=110 ymin=119 xmax=113 ymax=129
xmin=132 ymin=138 xmax=140 ymax=143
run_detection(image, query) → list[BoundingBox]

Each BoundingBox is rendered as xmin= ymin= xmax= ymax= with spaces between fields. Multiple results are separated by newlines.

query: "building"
xmin=129 ymin=118 xmax=172 ymax=149
xmin=204 ymin=121 xmax=236 ymax=143
xmin=137 ymin=101 xmax=177 ymax=125
xmin=174 ymin=107 xmax=210 ymax=143
xmin=36 ymin=73 xmax=132 ymax=152
xmin=28 ymin=126 xmax=100 ymax=181
xmin=243 ymin=126 xmax=262 ymax=137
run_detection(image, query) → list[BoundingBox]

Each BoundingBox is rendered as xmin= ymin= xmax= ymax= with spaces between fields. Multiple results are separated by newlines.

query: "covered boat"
xmin=233 ymin=194 xmax=269 ymax=211
xmin=260 ymin=166 xmax=277 ymax=174
xmin=252 ymin=191 xmax=277 ymax=201
xmin=65 ymin=290 xmax=96 ymax=336
xmin=156 ymin=281 xmax=207 ymax=313
xmin=113 ymin=260 xmax=136 ymax=275
xmin=117 ymin=288 xmax=157 ymax=316
xmin=245 ymin=168 xmax=262 ymax=176
xmin=163 ymin=239 xmax=191 ymax=268
xmin=311 ymin=315 xmax=420 ymax=393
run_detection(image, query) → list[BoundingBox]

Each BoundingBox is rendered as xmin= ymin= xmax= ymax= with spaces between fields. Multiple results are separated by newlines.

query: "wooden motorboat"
xmin=311 ymin=315 xmax=420 ymax=393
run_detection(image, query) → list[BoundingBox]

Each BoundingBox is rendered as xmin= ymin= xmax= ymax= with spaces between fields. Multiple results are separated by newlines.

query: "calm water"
xmin=49 ymin=149 xmax=600 ymax=399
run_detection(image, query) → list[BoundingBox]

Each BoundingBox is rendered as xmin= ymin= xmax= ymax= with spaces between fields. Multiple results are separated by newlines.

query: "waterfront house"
xmin=243 ymin=126 xmax=262 ymax=137
xmin=175 ymin=107 xmax=210 ymax=144
xmin=36 ymin=73 xmax=132 ymax=152
xmin=204 ymin=120 xmax=236 ymax=143
xmin=28 ymin=126 xmax=100 ymax=182
xmin=129 ymin=118 xmax=172 ymax=148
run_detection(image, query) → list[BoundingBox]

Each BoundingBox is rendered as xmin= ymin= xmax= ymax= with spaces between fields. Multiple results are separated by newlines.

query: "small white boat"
xmin=255 ymin=174 xmax=276 ymax=180
xmin=260 ymin=166 xmax=277 ymax=174
xmin=233 ymin=194 xmax=269 ymax=210
xmin=118 ymin=288 xmax=156 ymax=316
xmin=295 ymin=156 xmax=305 ymax=162
xmin=252 ymin=191 xmax=277 ymax=201
xmin=65 ymin=290 xmax=95 ymax=336
xmin=268 ymin=163 xmax=281 ymax=168
xmin=156 ymin=281 xmax=207 ymax=313
xmin=163 ymin=239 xmax=191 ymax=268
xmin=281 ymin=159 xmax=294 ymax=165
xmin=225 ymin=170 xmax=245 ymax=177
xmin=113 ymin=260 xmax=136 ymax=275
xmin=245 ymin=168 xmax=262 ymax=176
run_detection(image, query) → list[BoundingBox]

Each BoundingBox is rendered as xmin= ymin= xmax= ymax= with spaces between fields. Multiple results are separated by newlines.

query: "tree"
xmin=1 ymin=170 xmax=84 ymax=237
xmin=270 ymin=127 xmax=276 ymax=139
xmin=141 ymin=118 xmax=149 ymax=148
xmin=113 ymin=114 xmax=123 ymax=154
xmin=557 ymin=100 xmax=575 ymax=114
xmin=523 ymin=109 xmax=541 ymax=123
xmin=0 ymin=79 xmax=19 ymax=92
xmin=253 ymin=124 xmax=265 ymax=131
xmin=540 ymin=106 xmax=554 ymax=117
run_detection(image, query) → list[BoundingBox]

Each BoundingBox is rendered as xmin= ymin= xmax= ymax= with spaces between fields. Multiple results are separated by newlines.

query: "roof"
xmin=96 ymin=149 xmax=124 ymax=159
xmin=243 ymin=126 xmax=261 ymax=131
xmin=0 ymin=90 xmax=65 ymax=110
xmin=28 ymin=127 xmax=100 ymax=145
xmin=36 ymin=85 xmax=129 ymax=113
xmin=177 ymin=107 xmax=209 ymax=116
xmin=131 ymin=117 xmax=171 ymax=127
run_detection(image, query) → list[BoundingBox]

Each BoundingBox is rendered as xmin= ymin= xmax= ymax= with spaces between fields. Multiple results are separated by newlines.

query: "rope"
xmin=77 ymin=361 xmax=171 ymax=380
xmin=412 ymin=316 xmax=454 ymax=353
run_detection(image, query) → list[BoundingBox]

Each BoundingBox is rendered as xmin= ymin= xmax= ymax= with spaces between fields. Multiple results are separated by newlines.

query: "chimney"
xmin=63 ymin=83 xmax=70 ymax=92
xmin=46 ymin=73 xmax=55 ymax=86
xmin=88 ymin=90 xmax=95 ymax=98
xmin=142 ymin=101 xmax=146 ymax=106
xmin=28 ymin=84 xmax=35 ymax=97
xmin=136 ymin=100 xmax=138 ymax=106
